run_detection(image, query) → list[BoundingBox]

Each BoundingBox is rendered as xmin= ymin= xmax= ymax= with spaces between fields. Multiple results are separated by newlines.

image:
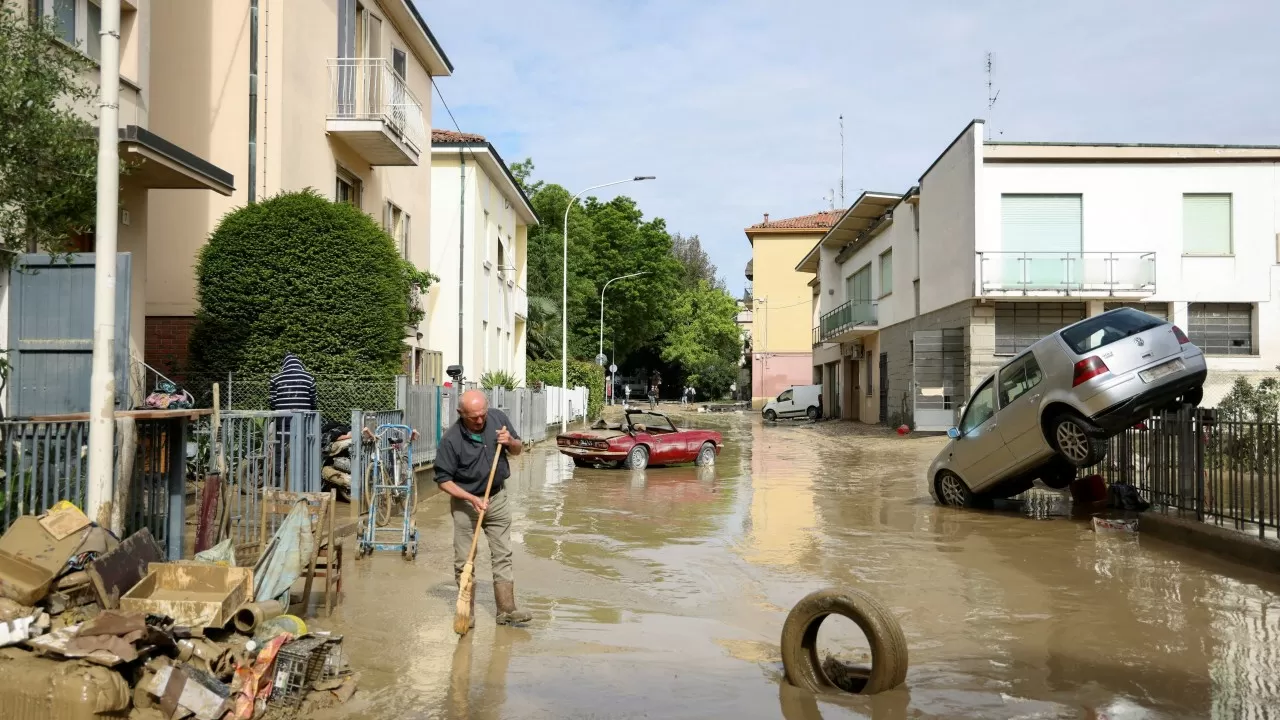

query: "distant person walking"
xmin=268 ymin=353 xmax=317 ymax=478
xmin=647 ymin=384 xmax=658 ymax=410
xmin=680 ymin=386 xmax=689 ymax=406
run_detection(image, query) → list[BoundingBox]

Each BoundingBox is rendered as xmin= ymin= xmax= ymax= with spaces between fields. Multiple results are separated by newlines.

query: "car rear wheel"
xmin=627 ymin=445 xmax=649 ymax=470
xmin=763 ymin=409 xmax=778 ymax=421
xmin=695 ymin=442 xmax=716 ymax=467
xmin=1049 ymin=413 xmax=1107 ymax=468
xmin=1182 ymin=387 xmax=1203 ymax=408
xmin=806 ymin=406 xmax=819 ymax=421
xmin=935 ymin=471 xmax=974 ymax=508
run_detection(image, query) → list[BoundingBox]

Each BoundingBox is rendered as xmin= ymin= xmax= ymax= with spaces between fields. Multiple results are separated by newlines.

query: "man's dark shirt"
xmin=434 ymin=409 xmax=519 ymax=496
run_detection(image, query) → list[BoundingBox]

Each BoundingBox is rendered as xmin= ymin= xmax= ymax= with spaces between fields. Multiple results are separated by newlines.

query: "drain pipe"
xmin=247 ymin=0 xmax=259 ymax=202
xmin=457 ymin=150 xmax=466 ymax=372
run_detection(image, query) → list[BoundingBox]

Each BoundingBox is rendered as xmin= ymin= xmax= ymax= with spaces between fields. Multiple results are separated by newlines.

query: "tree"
xmin=671 ymin=233 xmax=723 ymax=291
xmin=190 ymin=190 xmax=419 ymax=377
xmin=509 ymin=157 xmax=544 ymax=196
xmin=661 ymin=280 xmax=743 ymax=398
xmin=0 ymin=6 xmax=100 ymax=256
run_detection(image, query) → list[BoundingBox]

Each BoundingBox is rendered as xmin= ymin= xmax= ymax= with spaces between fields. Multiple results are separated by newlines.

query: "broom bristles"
xmin=453 ymin=562 xmax=475 ymax=635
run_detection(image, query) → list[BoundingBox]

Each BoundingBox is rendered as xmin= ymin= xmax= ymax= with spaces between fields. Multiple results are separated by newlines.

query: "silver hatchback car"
xmin=928 ymin=307 xmax=1207 ymax=507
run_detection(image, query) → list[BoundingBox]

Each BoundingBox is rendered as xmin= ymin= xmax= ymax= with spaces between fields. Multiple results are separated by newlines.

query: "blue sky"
xmin=416 ymin=0 xmax=1279 ymax=296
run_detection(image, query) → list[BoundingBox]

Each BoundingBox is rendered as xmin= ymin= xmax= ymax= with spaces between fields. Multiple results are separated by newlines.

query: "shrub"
xmin=527 ymin=359 xmax=605 ymax=419
xmin=190 ymin=190 xmax=418 ymax=379
xmin=1208 ymin=376 xmax=1280 ymax=472
xmin=480 ymin=370 xmax=520 ymax=390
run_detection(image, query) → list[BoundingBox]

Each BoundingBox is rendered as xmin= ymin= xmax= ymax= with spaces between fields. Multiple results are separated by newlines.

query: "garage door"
xmin=994 ymin=302 xmax=1086 ymax=356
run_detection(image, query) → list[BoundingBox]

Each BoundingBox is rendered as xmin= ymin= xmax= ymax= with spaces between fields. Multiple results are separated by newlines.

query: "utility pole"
xmin=87 ymin=0 xmax=122 ymax=526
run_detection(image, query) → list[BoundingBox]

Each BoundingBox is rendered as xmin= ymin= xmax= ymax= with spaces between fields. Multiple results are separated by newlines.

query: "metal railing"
xmin=0 ymin=419 xmax=89 ymax=531
xmin=326 ymin=57 xmax=426 ymax=152
xmin=218 ymin=410 xmax=322 ymax=562
xmin=1102 ymin=406 xmax=1280 ymax=540
xmin=819 ymin=299 xmax=877 ymax=341
xmin=976 ymin=251 xmax=1156 ymax=295
xmin=812 ymin=326 xmax=822 ymax=348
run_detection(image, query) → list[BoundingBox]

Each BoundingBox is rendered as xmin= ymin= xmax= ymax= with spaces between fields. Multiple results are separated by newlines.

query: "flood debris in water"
xmin=821 ymin=654 xmax=870 ymax=694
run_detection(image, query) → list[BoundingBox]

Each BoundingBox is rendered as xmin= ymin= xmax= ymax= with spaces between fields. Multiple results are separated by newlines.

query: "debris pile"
xmin=320 ymin=423 xmax=354 ymax=502
xmin=0 ymin=502 xmax=358 ymax=719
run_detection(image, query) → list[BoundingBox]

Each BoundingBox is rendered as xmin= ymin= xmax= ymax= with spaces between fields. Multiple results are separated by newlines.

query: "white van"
xmin=762 ymin=384 xmax=822 ymax=421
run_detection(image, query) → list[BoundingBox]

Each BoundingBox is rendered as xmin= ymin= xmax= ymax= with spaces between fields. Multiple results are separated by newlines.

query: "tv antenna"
xmin=985 ymin=52 xmax=1003 ymax=138
xmin=838 ymin=114 xmax=846 ymax=207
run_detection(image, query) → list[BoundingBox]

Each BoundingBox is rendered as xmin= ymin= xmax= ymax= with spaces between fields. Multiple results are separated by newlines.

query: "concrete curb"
xmin=1138 ymin=509 xmax=1280 ymax=573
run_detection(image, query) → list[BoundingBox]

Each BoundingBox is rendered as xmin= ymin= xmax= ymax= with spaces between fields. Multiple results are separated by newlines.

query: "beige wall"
xmin=750 ymin=232 xmax=821 ymax=354
xmin=146 ymin=0 xmax=437 ymax=363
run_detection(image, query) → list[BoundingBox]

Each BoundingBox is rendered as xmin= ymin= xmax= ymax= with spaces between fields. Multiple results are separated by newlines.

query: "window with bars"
xmin=1102 ymin=302 xmax=1170 ymax=322
xmin=1188 ymin=303 xmax=1254 ymax=355
xmin=994 ymin=302 xmax=1086 ymax=355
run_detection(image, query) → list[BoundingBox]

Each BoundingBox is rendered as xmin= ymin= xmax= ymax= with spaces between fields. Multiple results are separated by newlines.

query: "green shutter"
xmin=1183 ymin=194 xmax=1232 ymax=255
xmin=879 ymin=250 xmax=893 ymax=296
xmin=1000 ymin=195 xmax=1082 ymax=288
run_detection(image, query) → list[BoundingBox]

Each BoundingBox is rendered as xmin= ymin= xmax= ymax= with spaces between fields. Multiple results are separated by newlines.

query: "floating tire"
xmin=780 ymin=588 xmax=909 ymax=695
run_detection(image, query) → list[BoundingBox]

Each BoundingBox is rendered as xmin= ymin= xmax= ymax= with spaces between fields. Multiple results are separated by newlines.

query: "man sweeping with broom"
xmin=436 ymin=389 xmax=534 ymax=632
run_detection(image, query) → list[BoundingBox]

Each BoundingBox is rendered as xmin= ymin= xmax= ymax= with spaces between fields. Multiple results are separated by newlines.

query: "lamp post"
xmin=561 ymin=176 xmax=655 ymax=430
xmin=599 ymin=271 xmax=649 ymax=361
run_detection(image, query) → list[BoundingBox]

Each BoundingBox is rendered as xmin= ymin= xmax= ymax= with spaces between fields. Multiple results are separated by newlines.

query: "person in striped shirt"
xmin=269 ymin=354 xmax=317 ymax=478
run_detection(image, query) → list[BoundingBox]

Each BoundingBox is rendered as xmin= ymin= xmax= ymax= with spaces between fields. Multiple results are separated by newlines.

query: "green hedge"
xmin=527 ymin=359 xmax=605 ymax=420
xmin=190 ymin=190 xmax=411 ymax=378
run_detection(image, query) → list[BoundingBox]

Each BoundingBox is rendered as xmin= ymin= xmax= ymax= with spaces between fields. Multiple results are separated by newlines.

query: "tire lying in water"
xmin=780 ymin=587 xmax=908 ymax=695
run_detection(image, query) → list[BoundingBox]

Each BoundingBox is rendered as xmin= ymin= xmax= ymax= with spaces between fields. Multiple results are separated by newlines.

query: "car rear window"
xmin=1060 ymin=308 xmax=1164 ymax=355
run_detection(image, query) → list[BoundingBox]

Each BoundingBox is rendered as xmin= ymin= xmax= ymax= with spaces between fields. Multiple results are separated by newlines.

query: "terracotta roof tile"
xmin=432 ymin=129 xmax=487 ymax=144
xmin=746 ymin=210 xmax=843 ymax=231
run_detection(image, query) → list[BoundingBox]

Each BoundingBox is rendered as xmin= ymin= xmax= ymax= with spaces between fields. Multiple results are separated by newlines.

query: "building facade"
xmin=143 ymin=0 xmax=451 ymax=382
xmin=427 ymin=130 xmax=535 ymax=385
xmin=2 ymin=0 xmax=238 ymax=416
xmin=801 ymin=120 xmax=1280 ymax=429
xmin=744 ymin=211 xmax=841 ymax=408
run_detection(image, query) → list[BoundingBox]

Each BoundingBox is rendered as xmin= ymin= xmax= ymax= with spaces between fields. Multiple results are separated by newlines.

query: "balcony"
xmin=326 ymin=58 xmax=426 ymax=166
xmin=819 ymin=300 xmax=878 ymax=343
xmin=976 ymin=251 xmax=1156 ymax=297
xmin=513 ymin=283 xmax=528 ymax=320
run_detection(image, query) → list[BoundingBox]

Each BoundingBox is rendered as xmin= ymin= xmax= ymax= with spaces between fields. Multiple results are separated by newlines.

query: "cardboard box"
xmin=120 ymin=563 xmax=252 ymax=629
xmin=0 ymin=517 xmax=99 ymax=605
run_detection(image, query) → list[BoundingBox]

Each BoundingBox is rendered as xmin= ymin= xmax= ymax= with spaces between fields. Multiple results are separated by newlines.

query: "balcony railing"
xmin=976 ymin=251 xmax=1156 ymax=296
xmin=812 ymin=326 xmax=821 ymax=348
xmin=326 ymin=58 xmax=426 ymax=159
xmin=513 ymin=283 xmax=528 ymax=319
xmin=819 ymin=300 xmax=877 ymax=341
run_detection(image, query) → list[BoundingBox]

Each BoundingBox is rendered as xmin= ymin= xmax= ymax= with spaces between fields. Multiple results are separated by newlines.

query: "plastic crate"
xmin=271 ymin=636 xmax=333 ymax=701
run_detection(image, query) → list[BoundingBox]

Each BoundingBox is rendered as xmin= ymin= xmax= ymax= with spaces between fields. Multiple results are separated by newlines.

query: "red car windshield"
xmin=627 ymin=413 xmax=677 ymax=433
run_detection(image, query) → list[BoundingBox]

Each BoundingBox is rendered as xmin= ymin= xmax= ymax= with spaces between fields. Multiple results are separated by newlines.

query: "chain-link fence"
xmin=1201 ymin=369 xmax=1280 ymax=410
xmin=226 ymin=373 xmax=398 ymax=423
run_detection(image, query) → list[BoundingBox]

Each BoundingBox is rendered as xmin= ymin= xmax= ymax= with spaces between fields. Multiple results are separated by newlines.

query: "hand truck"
xmin=357 ymin=424 xmax=418 ymax=560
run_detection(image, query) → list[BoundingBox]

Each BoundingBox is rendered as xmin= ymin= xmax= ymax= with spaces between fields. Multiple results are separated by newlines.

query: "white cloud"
xmin=418 ymin=0 xmax=1280 ymax=294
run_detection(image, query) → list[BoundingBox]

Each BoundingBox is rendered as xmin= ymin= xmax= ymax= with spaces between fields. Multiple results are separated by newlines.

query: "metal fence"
xmin=218 ymin=410 xmax=323 ymax=562
xmin=226 ymin=373 xmax=398 ymax=423
xmin=0 ymin=416 xmax=198 ymax=559
xmin=348 ymin=409 xmax=406 ymax=515
xmin=1102 ymin=406 xmax=1280 ymax=540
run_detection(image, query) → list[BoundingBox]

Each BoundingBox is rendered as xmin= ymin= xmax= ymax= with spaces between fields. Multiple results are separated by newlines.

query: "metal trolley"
xmin=358 ymin=424 xmax=418 ymax=560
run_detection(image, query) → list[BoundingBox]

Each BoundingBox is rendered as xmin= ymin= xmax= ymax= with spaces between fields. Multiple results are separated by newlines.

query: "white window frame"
xmin=41 ymin=0 xmax=101 ymax=61
xmin=335 ymin=167 xmax=363 ymax=208
xmin=385 ymin=201 xmax=408 ymax=258
xmin=878 ymin=249 xmax=893 ymax=298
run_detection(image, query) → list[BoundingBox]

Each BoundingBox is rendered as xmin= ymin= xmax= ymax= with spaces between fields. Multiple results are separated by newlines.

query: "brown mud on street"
xmin=317 ymin=409 xmax=1280 ymax=719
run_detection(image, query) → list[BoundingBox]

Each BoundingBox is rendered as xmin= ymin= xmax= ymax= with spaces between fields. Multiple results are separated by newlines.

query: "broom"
xmin=454 ymin=433 xmax=504 ymax=635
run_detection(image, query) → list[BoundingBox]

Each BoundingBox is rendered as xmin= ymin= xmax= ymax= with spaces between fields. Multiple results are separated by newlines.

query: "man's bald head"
xmin=458 ymin=390 xmax=489 ymax=432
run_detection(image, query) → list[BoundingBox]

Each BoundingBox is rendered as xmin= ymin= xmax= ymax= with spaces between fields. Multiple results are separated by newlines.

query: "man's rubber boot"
xmin=494 ymin=581 xmax=532 ymax=625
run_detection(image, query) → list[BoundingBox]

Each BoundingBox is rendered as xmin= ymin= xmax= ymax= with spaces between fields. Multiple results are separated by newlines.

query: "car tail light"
xmin=1172 ymin=325 xmax=1190 ymax=345
xmin=1073 ymin=356 xmax=1109 ymax=387
xmin=557 ymin=437 xmax=568 ymax=446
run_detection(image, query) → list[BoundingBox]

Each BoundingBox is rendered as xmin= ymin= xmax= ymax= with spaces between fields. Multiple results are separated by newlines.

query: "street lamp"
xmin=562 ymin=176 xmax=655 ymax=430
xmin=599 ymin=271 xmax=649 ymax=360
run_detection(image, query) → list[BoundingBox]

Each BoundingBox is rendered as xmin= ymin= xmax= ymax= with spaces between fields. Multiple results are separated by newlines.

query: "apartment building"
xmin=143 ymin=0 xmax=451 ymax=382
xmin=428 ymin=130 xmax=536 ymax=384
xmin=744 ymin=211 xmax=841 ymax=408
xmin=801 ymin=120 xmax=1280 ymax=430
xmin=3 ymin=0 xmax=237 ymax=416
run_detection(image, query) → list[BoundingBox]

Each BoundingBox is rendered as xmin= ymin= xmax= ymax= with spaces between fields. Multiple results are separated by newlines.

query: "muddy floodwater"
xmin=322 ymin=411 xmax=1280 ymax=719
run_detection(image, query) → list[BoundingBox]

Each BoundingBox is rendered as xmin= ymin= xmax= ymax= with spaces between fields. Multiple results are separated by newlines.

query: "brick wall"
xmin=145 ymin=316 xmax=197 ymax=381
xmin=879 ymin=299 xmax=978 ymax=427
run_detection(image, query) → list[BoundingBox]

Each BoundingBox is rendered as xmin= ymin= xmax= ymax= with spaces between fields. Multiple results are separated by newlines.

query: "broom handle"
xmin=464 ymin=432 xmax=504 ymax=564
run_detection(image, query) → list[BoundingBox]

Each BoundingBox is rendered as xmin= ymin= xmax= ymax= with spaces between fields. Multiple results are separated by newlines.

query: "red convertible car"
xmin=556 ymin=409 xmax=723 ymax=470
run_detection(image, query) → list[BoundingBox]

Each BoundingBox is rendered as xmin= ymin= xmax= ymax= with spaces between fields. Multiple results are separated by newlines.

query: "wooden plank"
xmin=28 ymin=409 xmax=214 ymax=422
xmin=86 ymin=528 xmax=164 ymax=610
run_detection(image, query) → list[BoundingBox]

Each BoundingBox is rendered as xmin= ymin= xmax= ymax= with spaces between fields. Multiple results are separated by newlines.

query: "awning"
xmin=795 ymin=191 xmax=901 ymax=273
xmin=118 ymin=125 xmax=235 ymax=196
